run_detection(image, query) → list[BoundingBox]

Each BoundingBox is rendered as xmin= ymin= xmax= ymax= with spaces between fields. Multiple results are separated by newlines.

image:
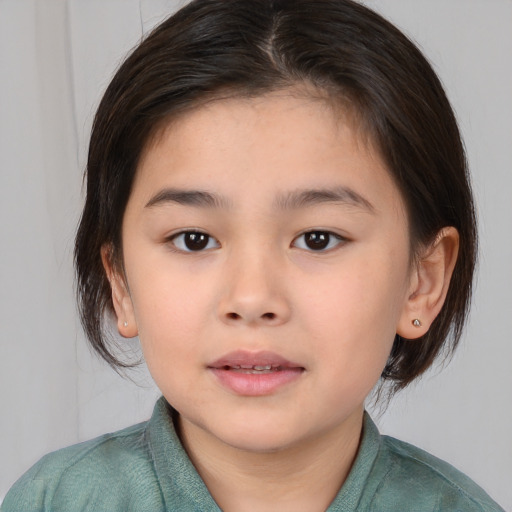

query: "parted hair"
xmin=75 ymin=0 xmax=477 ymax=393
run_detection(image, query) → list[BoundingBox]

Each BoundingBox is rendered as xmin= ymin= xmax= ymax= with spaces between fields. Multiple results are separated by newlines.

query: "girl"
xmin=2 ymin=0 xmax=506 ymax=510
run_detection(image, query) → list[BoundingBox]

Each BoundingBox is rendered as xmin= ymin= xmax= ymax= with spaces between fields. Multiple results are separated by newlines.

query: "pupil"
xmin=305 ymin=232 xmax=329 ymax=250
xmin=185 ymin=232 xmax=209 ymax=250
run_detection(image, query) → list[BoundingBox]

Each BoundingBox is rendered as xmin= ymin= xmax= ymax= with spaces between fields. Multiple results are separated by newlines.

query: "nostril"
xmin=223 ymin=311 xmax=279 ymax=322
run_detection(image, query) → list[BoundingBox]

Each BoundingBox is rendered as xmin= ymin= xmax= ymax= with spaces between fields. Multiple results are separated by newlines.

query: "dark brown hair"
xmin=75 ymin=0 xmax=477 ymax=393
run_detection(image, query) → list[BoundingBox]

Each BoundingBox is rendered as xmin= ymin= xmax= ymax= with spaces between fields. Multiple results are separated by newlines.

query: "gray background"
xmin=1 ymin=0 xmax=511 ymax=508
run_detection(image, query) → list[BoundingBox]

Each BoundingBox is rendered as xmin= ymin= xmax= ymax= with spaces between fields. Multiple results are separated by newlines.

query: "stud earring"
xmin=412 ymin=319 xmax=422 ymax=327
xmin=123 ymin=321 xmax=128 ymax=327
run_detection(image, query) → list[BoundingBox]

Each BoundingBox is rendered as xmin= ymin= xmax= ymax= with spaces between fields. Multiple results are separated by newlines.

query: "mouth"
xmin=208 ymin=350 xmax=305 ymax=396
xmin=217 ymin=363 xmax=287 ymax=374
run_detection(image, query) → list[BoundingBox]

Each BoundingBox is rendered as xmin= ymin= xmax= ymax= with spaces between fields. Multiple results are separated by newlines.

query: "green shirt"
xmin=2 ymin=397 xmax=504 ymax=511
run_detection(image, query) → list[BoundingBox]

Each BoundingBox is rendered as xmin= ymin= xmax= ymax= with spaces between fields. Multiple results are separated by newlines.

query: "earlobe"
xmin=397 ymin=227 xmax=459 ymax=340
xmin=101 ymin=245 xmax=138 ymax=338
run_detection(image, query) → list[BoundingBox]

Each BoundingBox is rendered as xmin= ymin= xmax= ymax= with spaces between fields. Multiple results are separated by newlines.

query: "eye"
xmin=293 ymin=231 xmax=345 ymax=252
xmin=169 ymin=231 xmax=220 ymax=252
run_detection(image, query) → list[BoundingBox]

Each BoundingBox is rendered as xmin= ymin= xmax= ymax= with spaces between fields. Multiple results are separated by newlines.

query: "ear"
xmin=397 ymin=227 xmax=459 ymax=340
xmin=101 ymin=245 xmax=138 ymax=338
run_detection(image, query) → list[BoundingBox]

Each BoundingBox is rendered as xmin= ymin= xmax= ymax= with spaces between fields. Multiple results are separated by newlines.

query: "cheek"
xmin=133 ymin=286 xmax=210 ymax=404
xmin=127 ymin=262 xmax=215 ymax=368
xmin=299 ymin=273 xmax=400 ymax=408
xmin=127 ymin=245 xmax=212 ymax=322
xmin=297 ymin=251 xmax=408 ymax=364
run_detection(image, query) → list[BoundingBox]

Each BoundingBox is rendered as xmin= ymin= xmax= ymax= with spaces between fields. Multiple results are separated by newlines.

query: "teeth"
xmin=227 ymin=364 xmax=278 ymax=372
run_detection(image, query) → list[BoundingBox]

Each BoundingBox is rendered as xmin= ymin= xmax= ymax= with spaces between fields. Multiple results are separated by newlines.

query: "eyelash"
xmin=292 ymin=231 xmax=346 ymax=252
xmin=168 ymin=230 xmax=220 ymax=252
xmin=166 ymin=230 xmax=347 ymax=253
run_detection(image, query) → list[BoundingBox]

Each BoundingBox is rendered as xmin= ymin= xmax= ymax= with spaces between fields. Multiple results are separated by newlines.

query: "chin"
xmin=220 ymin=429 xmax=301 ymax=454
xmin=181 ymin=407 xmax=301 ymax=454
xmin=212 ymin=412 xmax=313 ymax=453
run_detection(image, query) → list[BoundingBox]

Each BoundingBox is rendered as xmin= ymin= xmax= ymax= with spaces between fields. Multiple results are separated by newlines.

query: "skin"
xmin=104 ymin=91 xmax=459 ymax=511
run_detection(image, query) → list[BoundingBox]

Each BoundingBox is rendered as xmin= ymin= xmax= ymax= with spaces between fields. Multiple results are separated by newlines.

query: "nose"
xmin=217 ymin=250 xmax=291 ymax=327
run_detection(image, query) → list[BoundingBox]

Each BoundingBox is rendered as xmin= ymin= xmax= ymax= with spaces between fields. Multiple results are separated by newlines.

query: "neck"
xmin=178 ymin=409 xmax=364 ymax=512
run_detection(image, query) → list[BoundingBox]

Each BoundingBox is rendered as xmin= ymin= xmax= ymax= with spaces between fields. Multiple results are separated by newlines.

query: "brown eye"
xmin=171 ymin=231 xmax=219 ymax=252
xmin=305 ymin=232 xmax=329 ymax=250
xmin=293 ymin=231 xmax=344 ymax=251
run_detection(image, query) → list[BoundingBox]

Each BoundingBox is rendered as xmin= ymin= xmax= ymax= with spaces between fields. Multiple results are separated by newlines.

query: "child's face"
xmin=116 ymin=92 xmax=414 ymax=452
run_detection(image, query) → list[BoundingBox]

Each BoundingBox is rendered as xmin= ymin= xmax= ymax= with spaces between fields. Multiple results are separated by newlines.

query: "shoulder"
xmin=367 ymin=434 xmax=505 ymax=512
xmin=1 ymin=421 xmax=165 ymax=512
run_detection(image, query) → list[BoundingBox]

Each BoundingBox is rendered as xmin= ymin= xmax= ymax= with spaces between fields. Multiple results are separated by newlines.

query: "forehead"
xmin=133 ymin=92 xmax=405 ymax=219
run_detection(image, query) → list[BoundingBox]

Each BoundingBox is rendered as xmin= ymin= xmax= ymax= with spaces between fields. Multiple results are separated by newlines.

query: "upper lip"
xmin=208 ymin=350 xmax=304 ymax=370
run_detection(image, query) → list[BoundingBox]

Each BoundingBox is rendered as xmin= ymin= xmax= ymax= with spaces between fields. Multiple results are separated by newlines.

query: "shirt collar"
xmin=147 ymin=397 xmax=222 ymax=510
xmin=147 ymin=397 xmax=381 ymax=511
xmin=327 ymin=411 xmax=382 ymax=510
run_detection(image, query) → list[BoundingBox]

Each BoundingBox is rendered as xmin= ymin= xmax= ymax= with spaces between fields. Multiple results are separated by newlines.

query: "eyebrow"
xmin=144 ymin=185 xmax=375 ymax=213
xmin=145 ymin=189 xmax=232 ymax=209
xmin=274 ymin=186 xmax=375 ymax=213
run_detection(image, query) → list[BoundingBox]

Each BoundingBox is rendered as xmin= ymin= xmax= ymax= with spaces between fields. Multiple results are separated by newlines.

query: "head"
xmin=75 ymin=0 xmax=476 ymax=401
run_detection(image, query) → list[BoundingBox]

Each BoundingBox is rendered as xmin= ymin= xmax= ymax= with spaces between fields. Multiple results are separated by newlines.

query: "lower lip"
xmin=209 ymin=367 xmax=304 ymax=396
